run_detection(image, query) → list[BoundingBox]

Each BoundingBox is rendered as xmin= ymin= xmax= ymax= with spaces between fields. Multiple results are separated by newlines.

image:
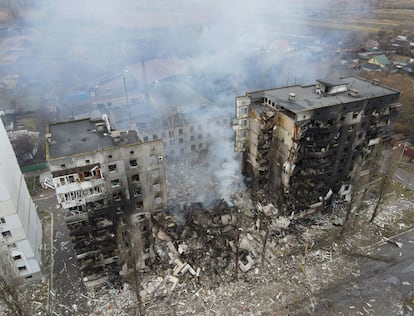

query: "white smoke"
xmin=1 ymin=0 xmax=376 ymax=204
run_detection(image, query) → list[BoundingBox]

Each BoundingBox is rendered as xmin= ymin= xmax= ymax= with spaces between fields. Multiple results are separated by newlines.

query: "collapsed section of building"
xmin=233 ymin=76 xmax=400 ymax=216
xmin=46 ymin=114 xmax=168 ymax=283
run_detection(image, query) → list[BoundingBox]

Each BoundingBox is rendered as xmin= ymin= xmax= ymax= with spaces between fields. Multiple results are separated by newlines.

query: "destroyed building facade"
xmin=46 ymin=115 xmax=168 ymax=283
xmin=72 ymin=80 xmax=232 ymax=162
xmin=0 ymin=119 xmax=42 ymax=283
xmin=234 ymin=76 xmax=400 ymax=216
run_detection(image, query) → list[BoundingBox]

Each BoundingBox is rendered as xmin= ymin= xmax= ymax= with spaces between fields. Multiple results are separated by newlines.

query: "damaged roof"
xmin=47 ymin=117 xmax=140 ymax=159
xmin=247 ymin=76 xmax=399 ymax=114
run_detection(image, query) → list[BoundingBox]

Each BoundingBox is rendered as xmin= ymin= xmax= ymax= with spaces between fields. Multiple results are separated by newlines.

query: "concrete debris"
xmin=173 ymin=259 xmax=185 ymax=276
xmin=221 ymin=214 xmax=236 ymax=225
xmin=178 ymin=243 xmax=188 ymax=254
xmin=259 ymin=203 xmax=278 ymax=217
xmin=165 ymin=275 xmax=179 ymax=292
xmin=181 ymin=263 xmax=197 ymax=276
xmin=81 ymin=194 xmax=414 ymax=315
xmin=239 ymin=255 xmax=255 ymax=272
xmin=143 ymin=277 xmax=163 ymax=294
xmin=156 ymin=230 xmax=171 ymax=241
xmin=271 ymin=216 xmax=291 ymax=230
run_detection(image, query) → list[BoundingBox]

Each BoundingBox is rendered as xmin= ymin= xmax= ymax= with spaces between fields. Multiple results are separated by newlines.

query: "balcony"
xmin=299 ymin=158 xmax=332 ymax=169
xmin=85 ymin=192 xmax=106 ymax=203
xmin=65 ymin=212 xmax=88 ymax=224
xmin=303 ymin=125 xmax=339 ymax=135
xmin=88 ymin=207 xmax=112 ymax=218
xmin=55 ymin=178 xmax=105 ymax=195
xmin=304 ymin=136 xmax=337 ymax=147
xmin=306 ymin=148 xmax=336 ymax=158
xmin=298 ymin=168 xmax=332 ymax=179
xmin=62 ymin=199 xmax=85 ymax=209
xmin=69 ymin=225 xmax=93 ymax=237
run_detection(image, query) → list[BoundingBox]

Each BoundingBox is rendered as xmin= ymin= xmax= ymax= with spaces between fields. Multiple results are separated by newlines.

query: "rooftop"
xmin=47 ymin=117 xmax=140 ymax=159
xmin=369 ymin=54 xmax=391 ymax=66
xmin=247 ymin=76 xmax=399 ymax=113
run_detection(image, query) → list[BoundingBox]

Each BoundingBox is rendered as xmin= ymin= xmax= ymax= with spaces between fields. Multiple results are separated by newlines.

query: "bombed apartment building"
xmin=46 ymin=114 xmax=168 ymax=283
xmin=114 ymin=80 xmax=233 ymax=160
xmin=234 ymin=76 xmax=400 ymax=216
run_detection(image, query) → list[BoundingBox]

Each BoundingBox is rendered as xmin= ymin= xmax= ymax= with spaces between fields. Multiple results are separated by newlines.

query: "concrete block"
xmin=239 ymin=255 xmax=255 ymax=273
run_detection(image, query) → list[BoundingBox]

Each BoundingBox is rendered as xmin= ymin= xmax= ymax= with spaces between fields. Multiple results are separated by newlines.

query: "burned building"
xmin=234 ymin=76 xmax=400 ymax=216
xmin=46 ymin=114 xmax=168 ymax=283
xmin=127 ymin=81 xmax=232 ymax=160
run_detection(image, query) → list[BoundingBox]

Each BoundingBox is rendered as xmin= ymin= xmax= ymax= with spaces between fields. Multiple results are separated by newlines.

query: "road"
xmin=395 ymin=168 xmax=414 ymax=191
xmin=288 ymin=228 xmax=414 ymax=315
xmin=34 ymin=192 xmax=88 ymax=315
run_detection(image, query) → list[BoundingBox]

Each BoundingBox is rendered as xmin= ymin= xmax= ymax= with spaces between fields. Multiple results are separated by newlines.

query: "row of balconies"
xmin=81 ymin=257 xmax=119 ymax=276
xmin=299 ymin=158 xmax=332 ymax=169
xmin=297 ymin=167 xmax=332 ymax=179
xmin=304 ymin=125 xmax=340 ymax=135
xmin=73 ymin=233 xmax=115 ymax=254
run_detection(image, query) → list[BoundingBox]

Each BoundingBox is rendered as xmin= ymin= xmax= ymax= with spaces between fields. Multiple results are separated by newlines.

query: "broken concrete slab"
xmin=173 ymin=259 xmax=185 ymax=276
xmin=157 ymin=230 xmax=172 ymax=241
xmin=181 ymin=263 xmax=197 ymax=276
xmin=239 ymin=255 xmax=255 ymax=272
xmin=221 ymin=214 xmax=236 ymax=225
xmin=272 ymin=216 xmax=291 ymax=230
xmin=165 ymin=275 xmax=179 ymax=292
xmin=178 ymin=243 xmax=188 ymax=254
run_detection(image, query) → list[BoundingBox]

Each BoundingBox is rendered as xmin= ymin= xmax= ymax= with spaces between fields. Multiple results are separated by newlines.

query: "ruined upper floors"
xmin=234 ymin=76 xmax=400 ymax=216
xmin=46 ymin=115 xmax=167 ymax=281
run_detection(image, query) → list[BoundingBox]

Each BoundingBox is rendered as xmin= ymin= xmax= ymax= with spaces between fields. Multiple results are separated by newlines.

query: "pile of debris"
xmin=133 ymin=196 xmax=302 ymax=303
xmin=149 ymin=201 xmax=237 ymax=290
xmin=90 ymin=193 xmax=361 ymax=315
xmin=165 ymin=160 xmax=218 ymax=204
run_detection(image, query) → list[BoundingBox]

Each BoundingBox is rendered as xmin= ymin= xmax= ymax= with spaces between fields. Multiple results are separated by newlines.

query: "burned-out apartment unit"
xmin=234 ymin=76 xmax=400 ymax=216
xmin=46 ymin=114 xmax=168 ymax=282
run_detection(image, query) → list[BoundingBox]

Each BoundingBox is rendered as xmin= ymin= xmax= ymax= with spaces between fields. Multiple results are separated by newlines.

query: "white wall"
xmin=0 ymin=120 xmax=42 ymax=280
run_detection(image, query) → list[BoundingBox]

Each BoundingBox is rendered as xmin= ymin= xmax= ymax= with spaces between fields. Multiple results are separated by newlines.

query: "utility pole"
xmin=122 ymin=69 xmax=132 ymax=125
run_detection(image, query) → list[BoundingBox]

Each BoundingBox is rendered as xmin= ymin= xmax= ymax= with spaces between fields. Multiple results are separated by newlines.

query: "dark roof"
xmin=47 ymin=117 xmax=140 ymax=159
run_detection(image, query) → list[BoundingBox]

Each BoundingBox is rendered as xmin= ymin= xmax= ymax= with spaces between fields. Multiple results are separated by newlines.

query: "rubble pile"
xmin=165 ymin=160 xmax=218 ymax=204
xmin=86 ymin=191 xmax=414 ymax=315
xmin=150 ymin=201 xmax=238 ymax=287
xmin=135 ymin=197 xmax=310 ymax=304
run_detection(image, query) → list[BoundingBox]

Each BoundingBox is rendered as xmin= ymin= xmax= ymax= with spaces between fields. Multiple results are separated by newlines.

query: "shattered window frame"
xmin=129 ymin=159 xmax=138 ymax=168
xmin=110 ymin=179 xmax=121 ymax=187
xmin=108 ymin=164 xmax=117 ymax=172
xmin=131 ymin=174 xmax=140 ymax=183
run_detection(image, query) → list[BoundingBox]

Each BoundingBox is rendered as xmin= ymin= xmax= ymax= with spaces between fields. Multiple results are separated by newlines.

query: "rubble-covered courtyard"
xmin=82 ymin=182 xmax=414 ymax=316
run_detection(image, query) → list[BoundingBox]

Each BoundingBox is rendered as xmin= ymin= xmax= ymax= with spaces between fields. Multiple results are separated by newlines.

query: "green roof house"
xmin=368 ymin=54 xmax=391 ymax=68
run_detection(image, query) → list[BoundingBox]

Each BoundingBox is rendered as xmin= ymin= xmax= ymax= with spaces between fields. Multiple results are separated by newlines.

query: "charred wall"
xmin=47 ymin=121 xmax=168 ymax=282
xmin=234 ymin=77 xmax=401 ymax=217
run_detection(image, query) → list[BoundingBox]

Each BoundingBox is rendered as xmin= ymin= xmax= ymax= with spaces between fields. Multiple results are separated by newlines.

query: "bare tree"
xmin=370 ymin=149 xmax=397 ymax=223
xmin=117 ymin=216 xmax=144 ymax=315
xmin=0 ymin=250 xmax=29 ymax=316
xmin=261 ymin=222 xmax=269 ymax=269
